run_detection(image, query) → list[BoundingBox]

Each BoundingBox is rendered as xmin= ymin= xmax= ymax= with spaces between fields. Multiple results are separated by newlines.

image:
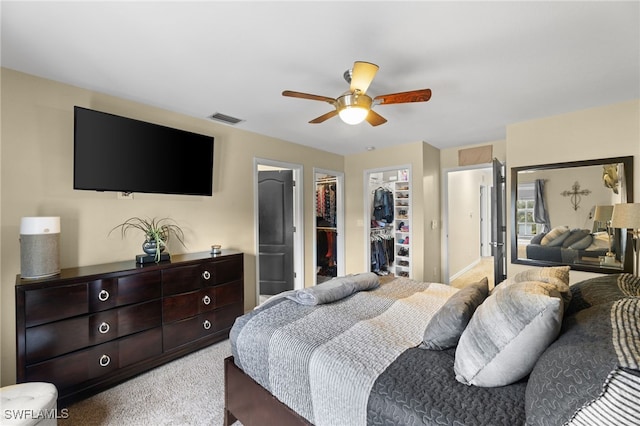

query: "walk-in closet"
xmin=366 ymin=166 xmax=412 ymax=278
xmin=314 ymin=169 xmax=345 ymax=284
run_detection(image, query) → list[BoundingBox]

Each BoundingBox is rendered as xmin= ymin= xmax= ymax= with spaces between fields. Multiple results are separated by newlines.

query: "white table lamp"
xmin=611 ymin=203 xmax=640 ymax=276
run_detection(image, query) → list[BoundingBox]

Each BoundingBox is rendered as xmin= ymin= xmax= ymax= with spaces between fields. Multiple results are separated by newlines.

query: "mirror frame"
xmin=510 ymin=156 xmax=634 ymax=274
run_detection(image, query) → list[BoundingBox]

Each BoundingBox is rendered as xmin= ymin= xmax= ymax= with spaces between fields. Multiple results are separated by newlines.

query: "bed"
xmin=225 ymin=271 xmax=640 ymax=426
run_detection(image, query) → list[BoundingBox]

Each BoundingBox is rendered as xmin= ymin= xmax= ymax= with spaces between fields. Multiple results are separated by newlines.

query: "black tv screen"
xmin=74 ymin=106 xmax=214 ymax=196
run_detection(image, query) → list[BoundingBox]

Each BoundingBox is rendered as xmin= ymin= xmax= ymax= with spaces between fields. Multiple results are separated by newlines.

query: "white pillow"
xmin=454 ymin=280 xmax=564 ymax=387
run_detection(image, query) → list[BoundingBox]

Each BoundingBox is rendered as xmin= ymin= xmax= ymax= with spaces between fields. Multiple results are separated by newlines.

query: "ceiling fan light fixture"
xmin=339 ymin=106 xmax=369 ymax=125
xmin=337 ymin=93 xmax=372 ymax=125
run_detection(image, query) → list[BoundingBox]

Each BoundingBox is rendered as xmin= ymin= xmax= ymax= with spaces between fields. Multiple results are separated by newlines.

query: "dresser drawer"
xmin=88 ymin=271 xmax=161 ymax=312
xmin=162 ymin=280 xmax=241 ymax=323
xmin=162 ymin=303 xmax=242 ymax=350
xmin=213 ymin=280 xmax=243 ymax=308
xmin=162 ymin=264 xmax=202 ymax=296
xmin=212 ymin=256 xmax=243 ymax=285
xmin=25 ymin=327 xmax=162 ymax=391
xmin=26 ymin=300 xmax=162 ymax=364
xmin=162 ymin=255 xmax=243 ymax=296
xmin=24 ymin=283 xmax=88 ymax=327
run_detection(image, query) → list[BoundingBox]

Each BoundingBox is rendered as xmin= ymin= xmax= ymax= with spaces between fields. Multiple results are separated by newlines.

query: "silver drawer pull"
xmin=202 ymin=270 xmax=211 ymax=280
xmin=98 ymin=322 xmax=110 ymax=334
xmin=202 ymin=295 xmax=211 ymax=305
xmin=98 ymin=289 xmax=110 ymax=302
xmin=203 ymin=320 xmax=211 ymax=330
xmin=99 ymin=354 xmax=111 ymax=367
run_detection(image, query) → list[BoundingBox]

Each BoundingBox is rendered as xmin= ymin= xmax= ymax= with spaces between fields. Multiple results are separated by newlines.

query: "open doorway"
xmin=314 ymin=168 xmax=345 ymax=285
xmin=443 ymin=164 xmax=497 ymax=288
xmin=364 ymin=165 xmax=412 ymax=279
xmin=254 ymin=158 xmax=304 ymax=305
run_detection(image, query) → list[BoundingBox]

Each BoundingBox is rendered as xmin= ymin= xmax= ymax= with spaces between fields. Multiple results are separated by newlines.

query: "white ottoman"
xmin=0 ymin=382 xmax=58 ymax=426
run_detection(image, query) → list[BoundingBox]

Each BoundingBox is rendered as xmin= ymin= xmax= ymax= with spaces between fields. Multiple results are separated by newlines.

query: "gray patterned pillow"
xmin=566 ymin=273 xmax=640 ymax=316
xmin=454 ymin=280 xmax=564 ymax=387
xmin=526 ymin=297 xmax=640 ymax=425
xmin=420 ymin=277 xmax=489 ymax=350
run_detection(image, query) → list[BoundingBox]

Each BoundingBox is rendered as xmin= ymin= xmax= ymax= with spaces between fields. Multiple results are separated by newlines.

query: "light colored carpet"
xmin=450 ymin=257 xmax=495 ymax=290
xmin=59 ymin=339 xmax=240 ymax=426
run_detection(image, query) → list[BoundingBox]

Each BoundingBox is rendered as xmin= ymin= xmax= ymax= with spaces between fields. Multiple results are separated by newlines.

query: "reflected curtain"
xmin=534 ymin=179 xmax=551 ymax=233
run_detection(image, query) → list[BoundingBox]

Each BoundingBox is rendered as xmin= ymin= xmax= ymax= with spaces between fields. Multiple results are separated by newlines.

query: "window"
xmin=517 ymin=183 xmax=537 ymax=238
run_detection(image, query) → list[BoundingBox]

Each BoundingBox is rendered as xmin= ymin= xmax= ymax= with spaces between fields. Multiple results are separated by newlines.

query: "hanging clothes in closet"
xmin=372 ymin=187 xmax=394 ymax=223
xmin=316 ymin=179 xmax=338 ymax=280
xmin=317 ymin=222 xmax=337 ymax=279
xmin=316 ymin=181 xmax=337 ymax=227
xmin=370 ymin=229 xmax=394 ymax=275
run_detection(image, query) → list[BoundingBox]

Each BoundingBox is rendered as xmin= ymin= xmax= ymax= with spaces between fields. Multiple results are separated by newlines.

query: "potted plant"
xmin=110 ymin=217 xmax=186 ymax=262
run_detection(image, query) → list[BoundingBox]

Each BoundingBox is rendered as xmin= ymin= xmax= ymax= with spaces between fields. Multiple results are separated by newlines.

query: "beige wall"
xmin=344 ymin=142 xmax=441 ymax=281
xmin=0 ymin=69 xmax=344 ymax=385
xmin=439 ymin=140 xmax=505 ymax=282
xmin=506 ymin=99 xmax=640 ymax=282
xmin=422 ymin=142 xmax=441 ymax=282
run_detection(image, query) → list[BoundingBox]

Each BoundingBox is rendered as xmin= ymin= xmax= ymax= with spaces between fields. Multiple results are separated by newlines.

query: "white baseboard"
xmin=449 ymin=257 xmax=481 ymax=281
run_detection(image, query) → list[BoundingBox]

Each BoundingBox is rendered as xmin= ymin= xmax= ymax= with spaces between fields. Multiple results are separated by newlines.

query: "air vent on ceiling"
xmin=208 ymin=112 xmax=244 ymax=125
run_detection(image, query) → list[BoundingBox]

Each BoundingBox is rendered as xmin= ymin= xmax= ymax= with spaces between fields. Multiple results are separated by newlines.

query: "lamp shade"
xmin=611 ymin=203 xmax=640 ymax=229
xmin=593 ymin=205 xmax=613 ymax=222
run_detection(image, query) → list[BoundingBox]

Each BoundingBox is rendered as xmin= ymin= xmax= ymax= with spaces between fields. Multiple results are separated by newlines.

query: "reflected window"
xmin=517 ymin=183 xmax=537 ymax=238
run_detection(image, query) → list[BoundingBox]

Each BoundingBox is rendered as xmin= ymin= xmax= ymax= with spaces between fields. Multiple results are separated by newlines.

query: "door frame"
xmin=254 ymin=158 xmax=304 ymax=304
xmin=441 ymin=163 xmax=492 ymax=284
xmin=313 ymin=168 xmax=346 ymax=285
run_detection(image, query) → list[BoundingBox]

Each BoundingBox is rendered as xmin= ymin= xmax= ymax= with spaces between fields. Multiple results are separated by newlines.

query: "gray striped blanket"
xmin=230 ymin=278 xmax=458 ymax=425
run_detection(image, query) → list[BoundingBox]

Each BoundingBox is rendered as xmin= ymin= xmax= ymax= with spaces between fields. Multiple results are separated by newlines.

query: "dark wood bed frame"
xmin=224 ymin=356 xmax=312 ymax=426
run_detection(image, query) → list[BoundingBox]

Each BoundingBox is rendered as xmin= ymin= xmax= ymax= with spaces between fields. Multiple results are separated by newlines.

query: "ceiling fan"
xmin=282 ymin=61 xmax=432 ymax=126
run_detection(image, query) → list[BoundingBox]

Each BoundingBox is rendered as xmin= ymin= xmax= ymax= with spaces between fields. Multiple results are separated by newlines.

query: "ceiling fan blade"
xmin=365 ymin=110 xmax=387 ymax=126
xmin=350 ymin=61 xmax=379 ymax=94
xmin=282 ymin=90 xmax=336 ymax=104
xmin=309 ymin=110 xmax=339 ymax=124
xmin=374 ymin=88 xmax=432 ymax=105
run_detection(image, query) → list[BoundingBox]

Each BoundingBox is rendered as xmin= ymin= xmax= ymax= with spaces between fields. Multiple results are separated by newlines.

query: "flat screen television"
xmin=74 ymin=106 xmax=214 ymax=196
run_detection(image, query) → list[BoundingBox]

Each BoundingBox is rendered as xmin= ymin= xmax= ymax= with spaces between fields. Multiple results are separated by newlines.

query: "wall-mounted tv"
xmin=74 ymin=106 xmax=214 ymax=196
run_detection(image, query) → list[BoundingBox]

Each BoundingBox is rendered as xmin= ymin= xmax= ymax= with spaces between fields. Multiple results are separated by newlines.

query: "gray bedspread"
xmin=230 ymin=278 xmax=527 ymax=426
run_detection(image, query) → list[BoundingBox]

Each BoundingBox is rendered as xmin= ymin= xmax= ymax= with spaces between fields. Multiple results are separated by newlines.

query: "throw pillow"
xmin=420 ymin=277 xmax=489 ymax=350
xmin=511 ymin=265 xmax=571 ymax=306
xmin=492 ymin=266 xmax=571 ymax=307
xmin=541 ymin=225 xmax=570 ymax=247
xmin=454 ymin=281 xmax=564 ymax=387
xmin=530 ymin=232 xmax=546 ymax=245
xmin=561 ymin=229 xmax=590 ymax=248
xmin=568 ymin=233 xmax=593 ymax=250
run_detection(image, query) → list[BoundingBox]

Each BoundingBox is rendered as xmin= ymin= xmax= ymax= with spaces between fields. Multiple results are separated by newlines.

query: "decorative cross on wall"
xmin=561 ymin=181 xmax=591 ymax=211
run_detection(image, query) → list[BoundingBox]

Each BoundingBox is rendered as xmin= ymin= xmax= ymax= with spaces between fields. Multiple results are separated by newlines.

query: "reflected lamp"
xmin=611 ymin=203 xmax=640 ymax=275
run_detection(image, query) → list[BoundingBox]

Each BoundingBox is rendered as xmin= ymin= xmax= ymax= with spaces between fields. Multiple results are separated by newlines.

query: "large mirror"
xmin=511 ymin=156 xmax=634 ymax=274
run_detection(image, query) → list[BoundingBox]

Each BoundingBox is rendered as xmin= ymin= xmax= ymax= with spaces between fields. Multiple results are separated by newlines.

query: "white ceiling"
xmin=2 ymin=1 xmax=639 ymax=155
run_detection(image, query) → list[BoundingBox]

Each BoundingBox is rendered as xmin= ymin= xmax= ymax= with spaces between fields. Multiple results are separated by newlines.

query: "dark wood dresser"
xmin=15 ymin=250 xmax=244 ymax=407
